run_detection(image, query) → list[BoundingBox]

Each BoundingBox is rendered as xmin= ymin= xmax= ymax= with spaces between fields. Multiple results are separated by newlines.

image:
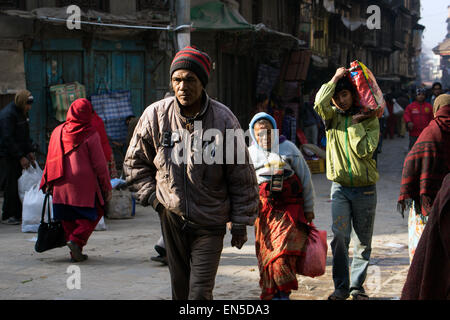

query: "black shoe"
xmin=67 ymin=241 xmax=86 ymax=262
xmin=154 ymin=245 xmax=166 ymax=257
xmin=151 ymin=255 xmax=168 ymax=265
xmin=1 ymin=217 xmax=21 ymax=225
xmin=70 ymin=254 xmax=88 ymax=263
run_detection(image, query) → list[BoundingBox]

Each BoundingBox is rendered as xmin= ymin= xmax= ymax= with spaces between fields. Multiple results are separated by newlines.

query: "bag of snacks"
xmin=348 ymin=60 xmax=386 ymax=117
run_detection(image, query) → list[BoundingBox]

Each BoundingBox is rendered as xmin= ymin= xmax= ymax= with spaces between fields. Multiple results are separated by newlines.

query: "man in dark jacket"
xmin=124 ymin=47 xmax=259 ymax=300
xmin=0 ymin=90 xmax=36 ymax=225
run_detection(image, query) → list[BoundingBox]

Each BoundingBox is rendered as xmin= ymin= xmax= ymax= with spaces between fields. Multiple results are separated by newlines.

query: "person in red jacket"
xmin=404 ymin=88 xmax=434 ymax=150
xmin=40 ymin=98 xmax=112 ymax=262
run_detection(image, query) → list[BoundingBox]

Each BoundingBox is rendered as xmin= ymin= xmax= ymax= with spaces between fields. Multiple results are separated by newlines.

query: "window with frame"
xmin=252 ymin=0 xmax=262 ymax=24
xmin=56 ymin=0 xmax=109 ymax=12
xmin=299 ymin=0 xmax=312 ymax=47
xmin=311 ymin=16 xmax=328 ymax=56
xmin=137 ymin=0 xmax=169 ymax=11
xmin=0 ymin=0 xmax=25 ymax=10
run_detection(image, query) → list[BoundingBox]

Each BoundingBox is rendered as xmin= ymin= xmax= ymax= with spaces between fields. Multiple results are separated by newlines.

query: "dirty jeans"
xmin=330 ymin=182 xmax=377 ymax=297
xmin=408 ymin=135 xmax=418 ymax=151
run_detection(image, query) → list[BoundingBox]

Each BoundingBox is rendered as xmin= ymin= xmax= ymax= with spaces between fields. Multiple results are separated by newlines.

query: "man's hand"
xmin=352 ymin=110 xmax=377 ymax=124
xmin=155 ymin=202 xmax=164 ymax=214
xmin=331 ymin=67 xmax=348 ymax=83
xmin=305 ymin=211 xmax=315 ymax=223
xmin=407 ymin=122 xmax=414 ymax=131
xmin=230 ymin=223 xmax=247 ymax=249
xmin=27 ymin=152 xmax=35 ymax=162
xmin=27 ymin=152 xmax=36 ymax=168
xmin=231 ymin=234 xmax=247 ymax=249
xmin=20 ymin=156 xmax=30 ymax=169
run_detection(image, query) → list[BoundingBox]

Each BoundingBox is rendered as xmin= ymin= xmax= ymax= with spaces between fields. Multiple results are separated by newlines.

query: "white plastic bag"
xmin=18 ymin=162 xmax=43 ymax=203
xmin=95 ymin=216 xmax=107 ymax=231
xmin=392 ymin=98 xmax=404 ymax=116
xmin=105 ymin=189 xmax=134 ymax=219
xmin=22 ymin=183 xmax=51 ymax=233
xmin=383 ymin=104 xmax=390 ymax=117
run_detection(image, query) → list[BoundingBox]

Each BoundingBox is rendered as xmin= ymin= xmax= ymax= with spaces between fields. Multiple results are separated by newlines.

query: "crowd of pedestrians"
xmin=1 ymin=47 xmax=448 ymax=300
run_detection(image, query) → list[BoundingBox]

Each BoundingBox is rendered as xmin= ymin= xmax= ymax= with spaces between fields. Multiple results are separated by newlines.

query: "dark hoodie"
xmin=0 ymin=90 xmax=34 ymax=159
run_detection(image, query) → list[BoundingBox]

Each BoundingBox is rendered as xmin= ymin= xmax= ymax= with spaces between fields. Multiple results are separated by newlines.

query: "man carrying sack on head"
xmin=124 ymin=46 xmax=259 ymax=300
xmin=0 ymin=90 xmax=36 ymax=225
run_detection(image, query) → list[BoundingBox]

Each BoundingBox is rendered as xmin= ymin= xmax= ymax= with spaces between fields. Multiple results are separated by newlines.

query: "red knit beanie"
xmin=170 ymin=46 xmax=212 ymax=87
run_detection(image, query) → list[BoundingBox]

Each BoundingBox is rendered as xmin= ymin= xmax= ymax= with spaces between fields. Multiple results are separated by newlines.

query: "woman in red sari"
xmin=40 ymin=98 xmax=112 ymax=262
xmin=249 ymin=112 xmax=316 ymax=300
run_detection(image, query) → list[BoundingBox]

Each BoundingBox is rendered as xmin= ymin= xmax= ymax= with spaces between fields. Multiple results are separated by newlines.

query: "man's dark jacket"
xmin=0 ymin=102 xmax=34 ymax=159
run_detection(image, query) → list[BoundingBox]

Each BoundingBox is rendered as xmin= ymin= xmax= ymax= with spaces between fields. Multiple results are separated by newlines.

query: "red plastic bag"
xmin=348 ymin=60 xmax=386 ymax=118
xmin=297 ymin=224 xmax=328 ymax=278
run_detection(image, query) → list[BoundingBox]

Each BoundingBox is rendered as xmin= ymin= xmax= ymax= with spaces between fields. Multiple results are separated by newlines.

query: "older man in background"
xmin=0 ymin=90 xmax=36 ymax=225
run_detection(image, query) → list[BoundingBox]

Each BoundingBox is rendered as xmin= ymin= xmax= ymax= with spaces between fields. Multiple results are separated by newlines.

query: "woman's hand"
xmin=105 ymin=190 xmax=112 ymax=202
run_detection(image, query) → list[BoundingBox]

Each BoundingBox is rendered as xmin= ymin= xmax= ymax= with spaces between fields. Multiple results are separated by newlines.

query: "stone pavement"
xmin=0 ymin=136 xmax=411 ymax=300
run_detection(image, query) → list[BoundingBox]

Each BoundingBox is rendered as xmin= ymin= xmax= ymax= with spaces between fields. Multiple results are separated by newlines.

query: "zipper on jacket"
xmin=184 ymin=160 xmax=189 ymax=220
xmin=184 ymin=125 xmax=190 ymax=221
xmin=344 ymin=116 xmax=353 ymax=186
xmin=366 ymin=167 xmax=369 ymax=184
xmin=184 ymin=118 xmax=195 ymax=221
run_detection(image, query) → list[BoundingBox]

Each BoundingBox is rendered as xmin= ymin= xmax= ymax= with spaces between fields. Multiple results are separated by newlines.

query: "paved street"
xmin=0 ymin=136 xmax=411 ymax=300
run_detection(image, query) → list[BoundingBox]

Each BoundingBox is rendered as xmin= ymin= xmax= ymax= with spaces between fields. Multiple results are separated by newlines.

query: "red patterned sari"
xmin=255 ymin=174 xmax=309 ymax=300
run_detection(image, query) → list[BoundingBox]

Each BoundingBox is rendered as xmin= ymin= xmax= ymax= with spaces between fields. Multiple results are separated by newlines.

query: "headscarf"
xmin=40 ymin=99 xmax=97 ymax=188
xmin=398 ymin=105 xmax=450 ymax=217
xmin=433 ymin=93 xmax=450 ymax=115
xmin=249 ymin=112 xmax=284 ymax=151
xmin=62 ymin=99 xmax=97 ymax=154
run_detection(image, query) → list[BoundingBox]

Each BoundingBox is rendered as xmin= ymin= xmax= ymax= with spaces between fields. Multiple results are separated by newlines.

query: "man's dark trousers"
xmin=158 ymin=208 xmax=225 ymax=300
xmin=0 ymin=157 xmax=22 ymax=221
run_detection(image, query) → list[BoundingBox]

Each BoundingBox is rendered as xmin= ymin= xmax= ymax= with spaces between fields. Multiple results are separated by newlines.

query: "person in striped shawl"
xmin=398 ymin=94 xmax=450 ymax=262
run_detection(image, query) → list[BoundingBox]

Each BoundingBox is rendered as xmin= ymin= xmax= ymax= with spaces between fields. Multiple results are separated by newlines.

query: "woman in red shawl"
xmin=40 ymin=99 xmax=112 ymax=262
xmin=398 ymin=94 xmax=450 ymax=262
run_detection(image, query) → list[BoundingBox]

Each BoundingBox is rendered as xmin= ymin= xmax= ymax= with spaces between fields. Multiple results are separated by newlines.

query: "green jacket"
xmin=314 ymin=81 xmax=379 ymax=187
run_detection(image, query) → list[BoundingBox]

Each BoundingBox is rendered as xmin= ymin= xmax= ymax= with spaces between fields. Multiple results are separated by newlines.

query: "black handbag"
xmin=35 ymin=192 xmax=67 ymax=253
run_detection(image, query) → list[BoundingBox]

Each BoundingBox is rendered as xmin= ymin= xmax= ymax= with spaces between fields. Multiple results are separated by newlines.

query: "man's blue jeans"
xmin=330 ymin=182 xmax=377 ymax=297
